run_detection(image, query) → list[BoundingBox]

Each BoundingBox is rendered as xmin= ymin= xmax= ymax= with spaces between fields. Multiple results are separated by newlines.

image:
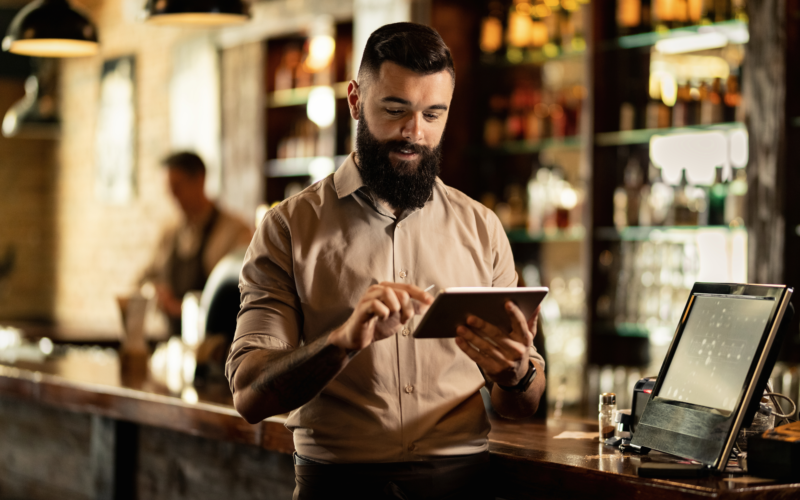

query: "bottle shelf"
xmin=507 ymin=226 xmax=585 ymax=244
xmin=267 ymin=82 xmax=349 ymax=108
xmin=264 ymin=155 xmax=349 ymax=178
xmin=488 ymin=135 xmax=583 ymax=154
xmin=595 ymin=225 xmax=746 ymax=242
xmin=613 ymin=19 xmax=748 ymax=50
xmin=595 ymin=121 xmax=745 ymax=147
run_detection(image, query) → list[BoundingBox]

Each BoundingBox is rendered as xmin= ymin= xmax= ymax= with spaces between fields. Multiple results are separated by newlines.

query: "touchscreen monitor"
xmin=630 ymin=283 xmax=793 ymax=470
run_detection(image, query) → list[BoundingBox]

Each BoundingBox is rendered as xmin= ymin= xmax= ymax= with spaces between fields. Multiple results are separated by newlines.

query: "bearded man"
xmin=226 ymin=22 xmax=546 ymax=500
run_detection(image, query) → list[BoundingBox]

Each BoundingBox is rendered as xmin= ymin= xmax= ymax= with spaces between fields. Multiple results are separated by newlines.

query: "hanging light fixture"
xmin=2 ymin=0 xmax=98 ymax=58
xmin=146 ymin=0 xmax=251 ymax=26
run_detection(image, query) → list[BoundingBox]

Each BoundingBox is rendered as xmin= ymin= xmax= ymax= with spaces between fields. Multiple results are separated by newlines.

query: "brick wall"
xmin=0 ymin=78 xmax=57 ymax=322
xmin=54 ymin=0 xmax=193 ymax=338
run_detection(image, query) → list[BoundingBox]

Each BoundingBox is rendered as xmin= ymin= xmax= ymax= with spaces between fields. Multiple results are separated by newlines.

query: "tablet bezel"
xmin=411 ymin=287 xmax=548 ymax=339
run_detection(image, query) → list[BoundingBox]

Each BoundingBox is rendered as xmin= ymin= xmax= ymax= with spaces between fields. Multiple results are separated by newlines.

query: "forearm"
xmin=232 ymin=332 xmax=350 ymax=423
xmin=490 ymin=360 xmax=546 ymax=419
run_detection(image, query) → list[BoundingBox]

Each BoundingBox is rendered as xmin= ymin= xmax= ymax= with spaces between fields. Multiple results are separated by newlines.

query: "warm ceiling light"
xmin=2 ymin=0 xmax=99 ymax=58
xmin=146 ymin=0 xmax=251 ymax=26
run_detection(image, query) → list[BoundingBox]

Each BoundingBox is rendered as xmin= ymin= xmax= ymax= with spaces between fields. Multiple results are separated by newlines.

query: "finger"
xmin=379 ymin=281 xmax=434 ymax=305
xmin=356 ymin=299 xmax=391 ymax=322
xmin=457 ymin=325 xmax=520 ymax=369
xmin=455 ymin=336 xmax=504 ymax=373
xmin=527 ymin=305 xmax=541 ymax=336
xmin=379 ymin=287 xmax=402 ymax=315
xmin=464 ymin=315 xmax=505 ymax=342
xmin=394 ymin=289 xmax=415 ymax=323
xmin=464 ymin=315 xmax=522 ymax=357
xmin=505 ymin=301 xmax=533 ymax=345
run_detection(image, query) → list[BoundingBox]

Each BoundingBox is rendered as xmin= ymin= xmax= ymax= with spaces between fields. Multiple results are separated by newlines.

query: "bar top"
xmin=0 ymin=349 xmax=798 ymax=500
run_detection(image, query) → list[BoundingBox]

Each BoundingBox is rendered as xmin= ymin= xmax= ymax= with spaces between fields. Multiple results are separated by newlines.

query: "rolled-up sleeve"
xmin=225 ymin=209 xmax=302 ymax=392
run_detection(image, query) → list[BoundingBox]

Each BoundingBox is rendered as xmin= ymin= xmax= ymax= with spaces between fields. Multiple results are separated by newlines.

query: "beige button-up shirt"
xmin=227 ymin=154 xmax=544 ymax=463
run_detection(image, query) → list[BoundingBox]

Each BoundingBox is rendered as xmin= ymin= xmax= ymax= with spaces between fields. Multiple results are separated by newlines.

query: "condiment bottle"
xmin=599 ymin=393 xmax=617 ymax=442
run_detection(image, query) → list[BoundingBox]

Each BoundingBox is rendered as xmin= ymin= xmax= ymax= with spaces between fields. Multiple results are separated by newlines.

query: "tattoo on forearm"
xmin=251 ymin=335 xmax=348 ymax=413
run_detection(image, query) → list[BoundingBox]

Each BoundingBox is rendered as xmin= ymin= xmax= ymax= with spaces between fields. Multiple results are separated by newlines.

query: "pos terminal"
xmin=630 ymin=283 xmax=794 ymax=474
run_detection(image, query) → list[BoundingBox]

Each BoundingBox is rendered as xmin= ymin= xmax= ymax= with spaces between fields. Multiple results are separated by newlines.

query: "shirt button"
xmin=397 ymin=222 xmax=403 ymax=228
xmin=405 ymin=384 xmax=414 ymax=394
xmin=399 ymin=270 xmax=407 ymax=278
xmin=408 ymin=443 xmax=416 ymax=451
xmin=402 ymin=328 xmax=410 ymax=336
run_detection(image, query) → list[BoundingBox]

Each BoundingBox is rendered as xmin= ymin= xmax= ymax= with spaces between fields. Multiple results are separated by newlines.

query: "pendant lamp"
xmin=146 ymin=0 xmax=251 ymax=26
xmin=2 ymin=0 xmax=98 ymax=58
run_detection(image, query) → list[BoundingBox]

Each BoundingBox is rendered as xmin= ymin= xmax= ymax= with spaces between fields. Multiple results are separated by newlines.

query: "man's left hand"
xmin=455 ymin=302 xmax=539 ymax=387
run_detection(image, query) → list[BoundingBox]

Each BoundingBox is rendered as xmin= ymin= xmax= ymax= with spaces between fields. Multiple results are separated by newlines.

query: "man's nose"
xmin=401 ymin=113 xmax=423 ymax=143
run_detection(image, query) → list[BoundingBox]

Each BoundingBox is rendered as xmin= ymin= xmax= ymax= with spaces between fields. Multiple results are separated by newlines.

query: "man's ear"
xmin=347 ymin=80 xmax=361 ymax=120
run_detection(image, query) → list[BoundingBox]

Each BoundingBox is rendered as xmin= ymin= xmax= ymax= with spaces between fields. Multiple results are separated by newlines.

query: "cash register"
xmin=629 ymin=283 xmax=794 ymax=476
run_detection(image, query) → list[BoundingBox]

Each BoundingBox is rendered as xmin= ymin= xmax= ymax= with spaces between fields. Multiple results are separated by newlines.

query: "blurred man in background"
xmin=141 ymin=152 xmax=252 ymax=335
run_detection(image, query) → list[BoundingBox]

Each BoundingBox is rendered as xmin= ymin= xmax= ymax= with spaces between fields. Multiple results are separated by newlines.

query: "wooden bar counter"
xmin=0 ymin=348 xmax=798 ymax=500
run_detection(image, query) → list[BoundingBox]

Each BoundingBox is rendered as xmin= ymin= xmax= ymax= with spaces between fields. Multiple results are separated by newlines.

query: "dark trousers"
xmin=292 ymin=452 xmax=492 ymax=500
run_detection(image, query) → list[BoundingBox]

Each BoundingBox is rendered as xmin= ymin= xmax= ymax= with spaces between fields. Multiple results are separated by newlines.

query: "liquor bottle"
xmin=624 ymin=155 xmax=644 ymax=226
xmin=714 ymin=0 xmax=730 ymax=21
xmin=709 ymin=78 xmax=724 ymax=123
xmin=480 ymin=15 xmax=504 ymax=53
xmin=699 ymin=80 xmax=713 ymax=125
xmin=571 ymin=6 xmax=587 ymax=52
xmin=687 ymin=0 xmax=703 ymax=22
xmin=723 ymin=73 xmax=742 ymax=122
xmin=702 ymin=0 xmax=716 ymax=23
xmin=617 ymin=0 xmax=642 ymax=35
xmin=708 ymin=167 xmax=727 ymax=225
xmin=725 ymin=168 xmax=747 ymax=226
xmin=673 ymin=82 xmax=691 ymax=127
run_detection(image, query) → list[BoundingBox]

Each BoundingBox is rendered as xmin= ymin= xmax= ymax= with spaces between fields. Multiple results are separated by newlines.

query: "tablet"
xmin=412 ymin=287 xmax=548 ymax=339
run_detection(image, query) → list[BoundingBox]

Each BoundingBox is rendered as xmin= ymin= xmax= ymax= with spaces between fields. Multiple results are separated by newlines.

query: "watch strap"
xmin=498 ymin=359 xmax=537 ymax=393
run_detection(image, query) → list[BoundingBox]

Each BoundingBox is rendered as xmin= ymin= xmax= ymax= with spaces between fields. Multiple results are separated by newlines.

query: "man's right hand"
xmin=329 ymin=282 xmax=434 ymax=352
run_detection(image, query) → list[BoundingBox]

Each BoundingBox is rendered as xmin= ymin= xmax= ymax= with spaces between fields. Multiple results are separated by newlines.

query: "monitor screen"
xmin=659 ymin=294 xmax=776 ymax=413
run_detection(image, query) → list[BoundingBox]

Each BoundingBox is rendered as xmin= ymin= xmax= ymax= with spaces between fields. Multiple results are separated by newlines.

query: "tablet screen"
xmin=659 ymin=295 xmax=775 ymax=413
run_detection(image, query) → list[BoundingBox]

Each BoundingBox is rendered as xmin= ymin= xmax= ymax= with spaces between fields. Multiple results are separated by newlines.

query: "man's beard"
xmin=355 ymin=113 xmax=442 ymax=212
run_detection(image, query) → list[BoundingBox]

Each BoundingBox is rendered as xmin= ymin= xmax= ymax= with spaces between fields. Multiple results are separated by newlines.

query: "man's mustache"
xmin=382 ymin=141 xmax=430 ymax=155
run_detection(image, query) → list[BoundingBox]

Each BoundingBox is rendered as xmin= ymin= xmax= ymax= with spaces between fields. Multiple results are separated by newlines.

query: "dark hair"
xmin=162 ymin=151 xmax=206 ymax=177
xmin=358 ymin=22 xmax=455 ymax=86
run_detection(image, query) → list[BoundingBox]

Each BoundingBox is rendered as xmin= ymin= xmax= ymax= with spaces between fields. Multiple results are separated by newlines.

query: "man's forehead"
xmin=367 ymin=61 xmax=453 ymax=104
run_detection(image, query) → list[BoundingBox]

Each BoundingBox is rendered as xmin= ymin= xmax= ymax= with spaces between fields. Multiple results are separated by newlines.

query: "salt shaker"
xmin=599 ymin=393 xmax=617 ymax=442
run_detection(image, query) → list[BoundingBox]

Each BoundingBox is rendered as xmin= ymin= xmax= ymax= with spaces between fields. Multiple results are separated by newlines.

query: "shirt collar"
xmin=333 ymin=152 xmax=443 ymax=219
xmin=333 ymin=153 xmax=365 ymax=199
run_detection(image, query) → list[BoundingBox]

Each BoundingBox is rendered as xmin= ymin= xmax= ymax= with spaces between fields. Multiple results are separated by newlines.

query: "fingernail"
xmin=467 ymin=316 xmax=476 ymax=325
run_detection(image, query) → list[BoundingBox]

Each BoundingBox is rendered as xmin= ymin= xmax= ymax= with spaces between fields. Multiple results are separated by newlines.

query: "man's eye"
xmin=386 ymin=109 xmax=404 ymax=115
xmin=424 ymin=113 xmax=440 ymax=120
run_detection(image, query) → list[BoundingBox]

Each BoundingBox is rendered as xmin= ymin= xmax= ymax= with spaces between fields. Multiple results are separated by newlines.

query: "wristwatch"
xmin=498 ymin=359 xmax=537 ymax=393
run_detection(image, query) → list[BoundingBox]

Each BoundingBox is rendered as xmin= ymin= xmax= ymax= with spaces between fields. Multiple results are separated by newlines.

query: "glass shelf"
xmin=488 ymin=136 xmax=582 ymax=154
xmin=595 ymin=225 xmax=746 ymax=242
xmin=595 ymin=122 xmax=745 ymax=147
xmin=613 ymin=19 xmax=748 ymax=50
xmin=267 ymin=82 xmax=349 ymax=108
xmin=479 ymin=48 xmax=585 ymax=68
xmin=507 ymin=226 xmax=585 ymax=243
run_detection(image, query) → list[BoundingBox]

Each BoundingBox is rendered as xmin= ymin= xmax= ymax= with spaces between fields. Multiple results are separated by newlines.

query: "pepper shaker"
xmin=599 ymin=393 xmax=617 ymax=442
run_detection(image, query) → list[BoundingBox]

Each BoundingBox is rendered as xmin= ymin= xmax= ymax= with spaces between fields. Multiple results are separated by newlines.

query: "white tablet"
xmin=412 ymin=287 xmax=548 ymax=339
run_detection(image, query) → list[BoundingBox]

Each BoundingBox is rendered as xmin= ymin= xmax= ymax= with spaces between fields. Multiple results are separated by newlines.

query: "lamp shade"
xmin=2 ymin=0 xmax=98 ymax=58
xmin=146 ymin=0 xmax=251 ymax=26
